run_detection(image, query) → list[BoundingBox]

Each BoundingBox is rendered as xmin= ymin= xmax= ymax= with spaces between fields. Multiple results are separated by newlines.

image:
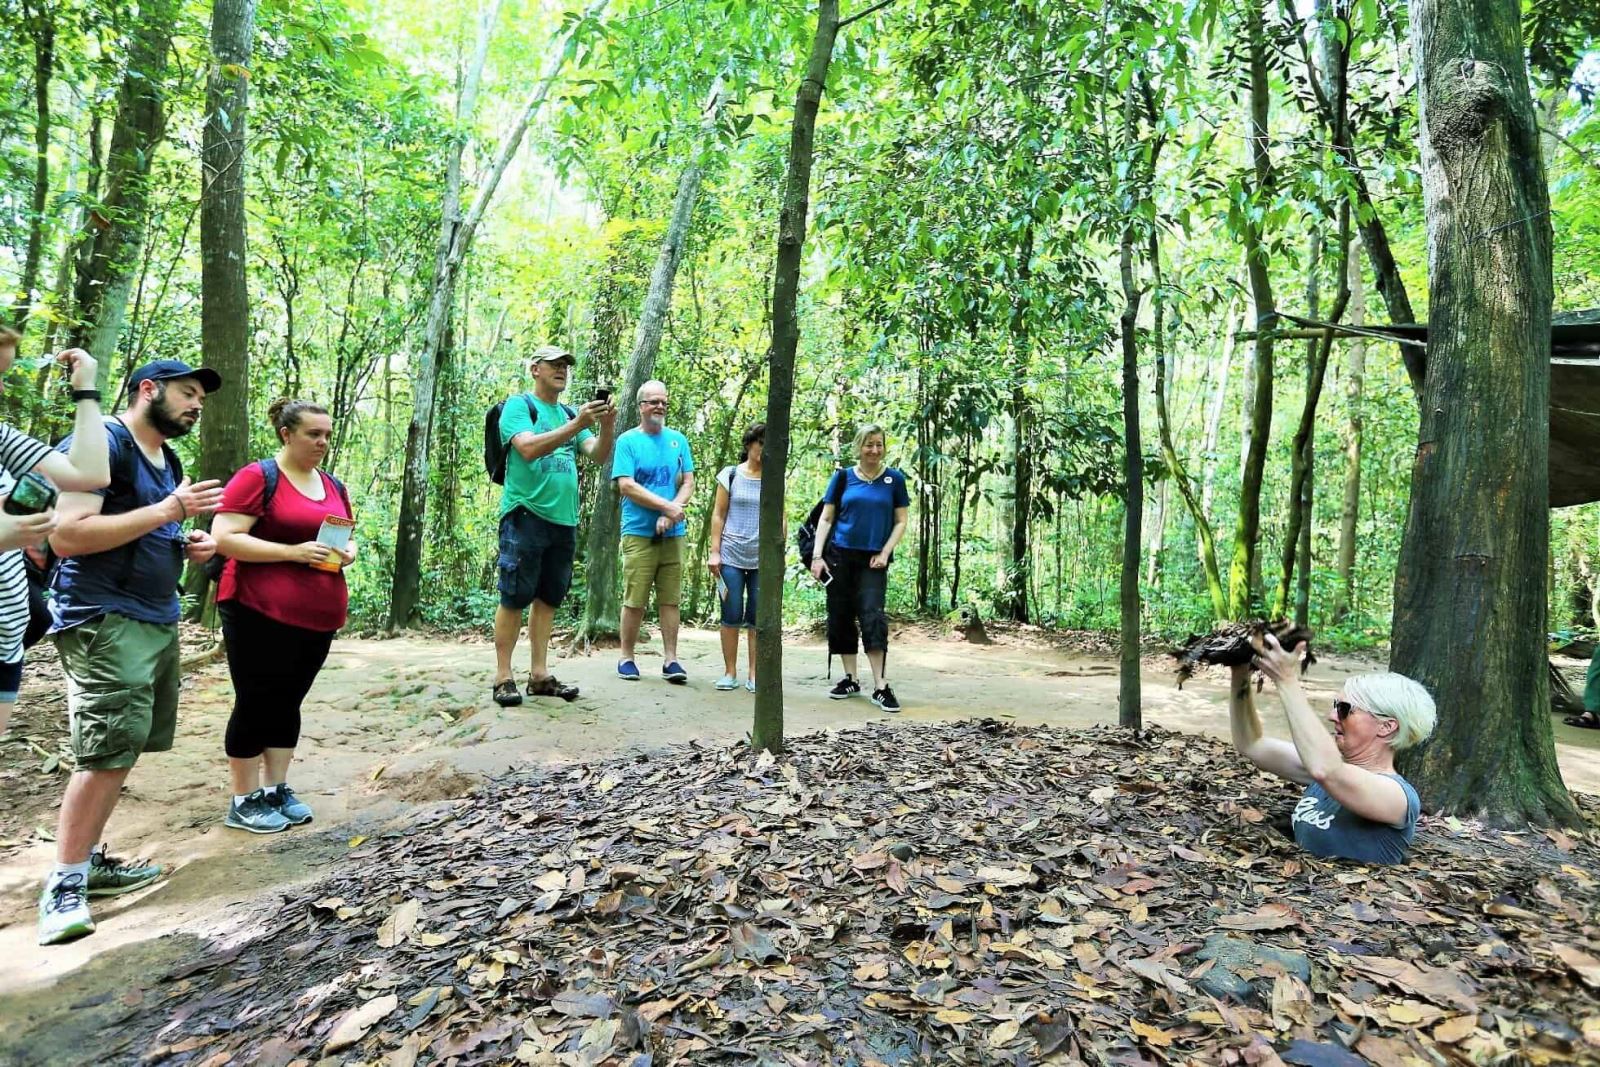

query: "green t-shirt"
xmin=499 ymin=393 xmax=594 ymax=525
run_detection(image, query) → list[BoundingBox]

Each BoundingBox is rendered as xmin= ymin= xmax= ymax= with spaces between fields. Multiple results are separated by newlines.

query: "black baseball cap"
xmin=127 ymin=359 xmax=223 ymax=394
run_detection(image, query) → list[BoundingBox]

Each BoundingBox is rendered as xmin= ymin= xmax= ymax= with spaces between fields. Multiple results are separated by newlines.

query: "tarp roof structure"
xmin=1280 ymin=310 xmax=1600 ymax=508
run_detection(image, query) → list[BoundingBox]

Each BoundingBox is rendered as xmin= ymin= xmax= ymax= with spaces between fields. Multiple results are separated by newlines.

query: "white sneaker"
xmin=715 ymin=674 xmax=738 ymax=691
xmin=38 ymin=873 xmax=95 ymax=946
xmin=745 ymin=678 xmax=757 ymax=693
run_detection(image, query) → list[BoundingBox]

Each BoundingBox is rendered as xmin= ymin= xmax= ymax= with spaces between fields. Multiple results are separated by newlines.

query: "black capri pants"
xmin=221 ymin=601 xmax=336 ymax=758
xmin=826 ymin=549 xmax=890 ymax=655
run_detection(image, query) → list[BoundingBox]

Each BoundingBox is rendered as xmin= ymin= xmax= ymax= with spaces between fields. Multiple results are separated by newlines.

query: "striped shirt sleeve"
xmin=0 ymin=423 xmax=52 ymax=483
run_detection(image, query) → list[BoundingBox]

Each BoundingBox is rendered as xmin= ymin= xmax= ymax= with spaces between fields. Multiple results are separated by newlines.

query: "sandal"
xmin=528 ymin=675 xmax=580 ymax=702
xmin=1563 ymin=711 xmax=1600 ymax=729
xmin=492 ymin=680 xmax=523 ymax=707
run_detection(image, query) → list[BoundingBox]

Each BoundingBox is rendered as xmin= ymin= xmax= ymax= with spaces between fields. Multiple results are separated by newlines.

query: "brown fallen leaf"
xmin=324 ymin=993 xmax=397 ymax=1052
xmin=1432 ymin=1015 xmax=1479 ymax=1044
xmin=1553 ymin=945 xmax=1600 ymax=989
xmin=376 ymin=899 xmax=420 ymax=948
xmin=1216 ymin=902 xmax=1301 ymax=931
xmin=1131 ymin=1018 xmax=1175 ymax=1047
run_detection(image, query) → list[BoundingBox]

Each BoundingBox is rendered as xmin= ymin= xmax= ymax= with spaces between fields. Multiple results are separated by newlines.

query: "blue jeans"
xmin=720 ymin=566 xmax=758 ymax=628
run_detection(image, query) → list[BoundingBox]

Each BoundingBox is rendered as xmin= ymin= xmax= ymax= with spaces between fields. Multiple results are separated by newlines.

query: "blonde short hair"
xmin=851 ymin=423 xmax=886 ymax=455
xmin=1344 ymin=672 xmax=1437 ymax=752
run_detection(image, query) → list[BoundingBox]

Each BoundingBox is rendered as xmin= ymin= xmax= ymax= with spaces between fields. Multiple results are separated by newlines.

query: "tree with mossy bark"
xmin=1389 ymin=0 xmax=1578 ymax=827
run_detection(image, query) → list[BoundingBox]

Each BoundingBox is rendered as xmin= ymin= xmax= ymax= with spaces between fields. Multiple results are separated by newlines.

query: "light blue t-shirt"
xmin=612 ymin=427 xmax=694 ymax=538
xmin=1292 ymin=774 xmax=1421 ymax=865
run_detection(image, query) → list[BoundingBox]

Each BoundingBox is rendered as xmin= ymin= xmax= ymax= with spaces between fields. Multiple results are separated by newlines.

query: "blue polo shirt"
xmin=612 ymin=427 xmax=694 ymax=538
xmin=50 ymin=423 xmax=186 ymax=630
xmin=826 ymin=467 xmax=910 ymax=553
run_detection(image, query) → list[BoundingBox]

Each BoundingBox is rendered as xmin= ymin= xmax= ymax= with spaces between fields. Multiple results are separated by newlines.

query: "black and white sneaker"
xmin=828 ymin=676 xmax=862 ymax=700
xmin=872 ymin=686 xmax=901 ymax=713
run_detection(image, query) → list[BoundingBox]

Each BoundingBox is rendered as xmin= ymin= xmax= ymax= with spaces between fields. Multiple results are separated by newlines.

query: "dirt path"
xmin=2 ymin=623 xmax=1597 ymax=1010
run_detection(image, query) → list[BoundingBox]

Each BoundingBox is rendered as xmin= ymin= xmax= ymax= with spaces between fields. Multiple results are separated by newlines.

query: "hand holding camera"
xmin=58 ymin=348 xmax=98 ymax=392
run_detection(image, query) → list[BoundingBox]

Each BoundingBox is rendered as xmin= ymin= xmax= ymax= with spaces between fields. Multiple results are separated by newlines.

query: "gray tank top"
xmin=718 ymin=465 xmax=761 ymax=570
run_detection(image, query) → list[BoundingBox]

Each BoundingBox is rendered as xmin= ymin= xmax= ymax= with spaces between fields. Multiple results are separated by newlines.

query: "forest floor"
xmin=0 ymin=622 xmax=1597 ymax=1064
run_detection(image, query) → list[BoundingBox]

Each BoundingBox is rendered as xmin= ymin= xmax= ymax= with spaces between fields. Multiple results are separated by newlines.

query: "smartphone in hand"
xmin=594 ymin=387 xmax=612 ymax=404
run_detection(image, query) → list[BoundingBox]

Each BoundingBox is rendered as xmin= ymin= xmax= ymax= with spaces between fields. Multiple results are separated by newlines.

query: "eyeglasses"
xmin=640 ymin=398 xmax=668 ymax=407
xmin=1333 ymin=699 xmax=1355 ymax=721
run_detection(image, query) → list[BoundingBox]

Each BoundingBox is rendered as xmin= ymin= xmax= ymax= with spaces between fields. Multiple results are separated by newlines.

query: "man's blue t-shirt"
xmin=1292 ymin=774 xmax=1421 ymax=865
xmin=612 ymin=427 xmax=694 ymax=538
xmin=50 ymin=422 xmax=185 ymax=630
xmin=826 ymin=467 xmax=910 ymax=553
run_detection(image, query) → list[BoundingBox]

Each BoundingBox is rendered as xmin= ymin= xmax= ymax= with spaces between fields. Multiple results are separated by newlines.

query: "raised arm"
xmin=30 ymin=350 xmax=110 ymax=490
xmin=1253 ymin=635 xmax=1409 ymax=826
xmin=1228 ymin=662 xmax=1312 ymax=785
xmin=512 ymin=402 xmax=598 ymax=463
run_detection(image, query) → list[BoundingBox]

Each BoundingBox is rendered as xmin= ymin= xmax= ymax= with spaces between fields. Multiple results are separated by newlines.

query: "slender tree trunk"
xmin=1152 ymin=234 xmax=1226 ymax=619
xmin=67 ymin=0 xmax=178 ymax=391
xmin=388 ymin=0 xmax=499 ymax=629
xmin=950 ymin=431 xmax=973 ymax=611
xmin=390 ymin=0 xmax=604 ymax=628
xmin=577 ymin=88 xmax=720 ymax=646
xmin=12 ymin=2 xmax=54 ymax=332
xmin=1275 ymin=216 xmax=1349 ymax=620
xmin=185 ymin=0 xmax=257 ymax=615
xmin=753 ymin=0 xmax=840 ymax=754
xmin=1199 ymin=301 xmax=1235 ymax=524
xmin=1390 ymin=0 xmax=1577 ymax=826
xmin=1229 ymin=0 xmax=1276 ymax=620
xmin=1118 ymin=219 xmax=1142 ymax=729
xmin=1331 ymin=252 xmax=1366 ymax=623
xmin=1008 ymin=225 xmax=1033 ymax=622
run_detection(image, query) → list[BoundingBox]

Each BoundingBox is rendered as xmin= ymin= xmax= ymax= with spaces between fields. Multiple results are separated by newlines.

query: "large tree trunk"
xmin=1390 ymin=0 xmax=1577 ymax=827
xmin=1228 ymin=0 xmax=1276 ymax=620
xmin=1331 ymin=252 xmax=1365 ymax=623
xmin=752 ymin=0 xmax=840 ymax=754
xmin=185 ymin=0 xmax=257 ymax=616
xmin=67 ymin=0 xmax=179 ymax=391
xmin=12 ymin=1 xmax=54 ymax=332
xmin=576 ymin=112 xmax=716 ymax=647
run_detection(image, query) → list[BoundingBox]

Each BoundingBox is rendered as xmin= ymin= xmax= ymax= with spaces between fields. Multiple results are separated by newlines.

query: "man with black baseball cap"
xmin=36 ymin=359 xmax=226 ymax=945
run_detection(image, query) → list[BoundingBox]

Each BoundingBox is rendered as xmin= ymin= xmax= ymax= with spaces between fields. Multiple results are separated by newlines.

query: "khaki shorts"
xmin=621 ymin=535 xmax=683 ymax=610
xmin=55 ymin=613 xmax=181 ymax=771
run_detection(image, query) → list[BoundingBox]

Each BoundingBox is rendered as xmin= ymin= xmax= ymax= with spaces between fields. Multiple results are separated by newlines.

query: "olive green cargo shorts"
xmin=55 ymin=613 xmax=181 ymax=771
xmin=620 ymin=535 xmax=683 ymax=610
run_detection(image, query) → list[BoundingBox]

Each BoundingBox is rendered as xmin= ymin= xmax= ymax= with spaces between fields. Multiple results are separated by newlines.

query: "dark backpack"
xmin=484 ymin=394 xmax=575 ymax=485
xmin=795 ymin=469 xmax=849 ymax=568
xmin=202 ymin=458 xmax=352 ymax=582
xmin=24 ymin=418 xmax=186 ymax=642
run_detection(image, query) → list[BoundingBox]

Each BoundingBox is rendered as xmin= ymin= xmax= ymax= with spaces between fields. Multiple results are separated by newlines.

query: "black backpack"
xmin=202 ymin=458 xmax=352 ymax=582
xmin=484 ymin=394 xmax=575 ymax=485
xmin=24 ymin=418 xmax=186 ymax=643
xmin=795 ymin=470 xmax=849 ymax=568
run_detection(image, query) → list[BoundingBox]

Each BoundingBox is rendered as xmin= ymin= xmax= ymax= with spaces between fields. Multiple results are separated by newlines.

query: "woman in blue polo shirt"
xmin=809 ymin=423 xmax=910 ymax=712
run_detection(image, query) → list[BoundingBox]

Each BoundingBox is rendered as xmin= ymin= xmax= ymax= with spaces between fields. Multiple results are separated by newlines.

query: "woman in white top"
xmin=707 ymin=423 xmax=765 ymax=692
xmin=0 ymin=329 xmax=111 ymax=737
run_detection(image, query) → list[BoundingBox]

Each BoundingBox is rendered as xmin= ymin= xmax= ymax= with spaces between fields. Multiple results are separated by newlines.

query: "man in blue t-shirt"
xmin=611 ymin=379 xmax=694 ymax=683
xmin=37 ymin=360 xmax=226 ymax=946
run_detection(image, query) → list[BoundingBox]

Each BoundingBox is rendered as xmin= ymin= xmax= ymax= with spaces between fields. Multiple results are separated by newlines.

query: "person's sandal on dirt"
xmin=527 ymin=674 xmax=579 ymax=702
xmin=86 ymin=844 xmax=163 ymax=897
xmin=1563 ymin=710 xmax=1600 ymax=729
xmin=492 ymin=679 xmax=523 ymax=707
xmin=829 ymin=676 xmax=862 ymax=699
xmin=37 ymin=873 xmax=94 ymax=946
xmin=226 ymin=790 xmax=292 ymax=834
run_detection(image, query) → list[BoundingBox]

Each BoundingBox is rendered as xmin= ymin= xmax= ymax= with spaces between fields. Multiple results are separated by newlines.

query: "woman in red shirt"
xmin=213 ymin=399 xmax=354 ymax=834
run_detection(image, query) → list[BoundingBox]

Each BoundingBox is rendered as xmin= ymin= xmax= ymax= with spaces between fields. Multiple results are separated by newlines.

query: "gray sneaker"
xmin=263 ymin=784 xmax=313 ymax=826
xmin=38 ymin=873 xmax=95 ymax=946
xmin=86 ymin=844 xmax=163 ymax=897
xmin=225 ymin=790 xmax=292 ymax=834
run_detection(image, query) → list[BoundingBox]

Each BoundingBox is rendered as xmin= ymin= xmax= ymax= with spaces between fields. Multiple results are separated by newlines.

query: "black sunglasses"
xmin=1333 ymin=699 xmax=1355 ymax=721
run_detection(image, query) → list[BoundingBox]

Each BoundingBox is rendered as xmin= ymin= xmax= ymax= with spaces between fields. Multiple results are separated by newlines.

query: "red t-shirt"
xmin=217 ymin=462 xmax=352 ymax=633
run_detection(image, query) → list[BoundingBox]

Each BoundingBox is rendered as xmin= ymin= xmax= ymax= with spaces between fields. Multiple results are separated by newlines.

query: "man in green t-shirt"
xmin=493 ymin=346 xmax=615 ymax=706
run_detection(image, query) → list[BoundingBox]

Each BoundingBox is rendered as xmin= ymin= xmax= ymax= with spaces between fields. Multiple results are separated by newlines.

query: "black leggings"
xmin=221 ymin=601 xmax=335 ymax=759
xmin=826 ymin=549 xmax=889 ymax=656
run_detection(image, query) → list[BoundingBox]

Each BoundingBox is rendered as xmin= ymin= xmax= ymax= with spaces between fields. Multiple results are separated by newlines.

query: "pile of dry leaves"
xmin=112 ymin=721 xmax=1598 ymax=1066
